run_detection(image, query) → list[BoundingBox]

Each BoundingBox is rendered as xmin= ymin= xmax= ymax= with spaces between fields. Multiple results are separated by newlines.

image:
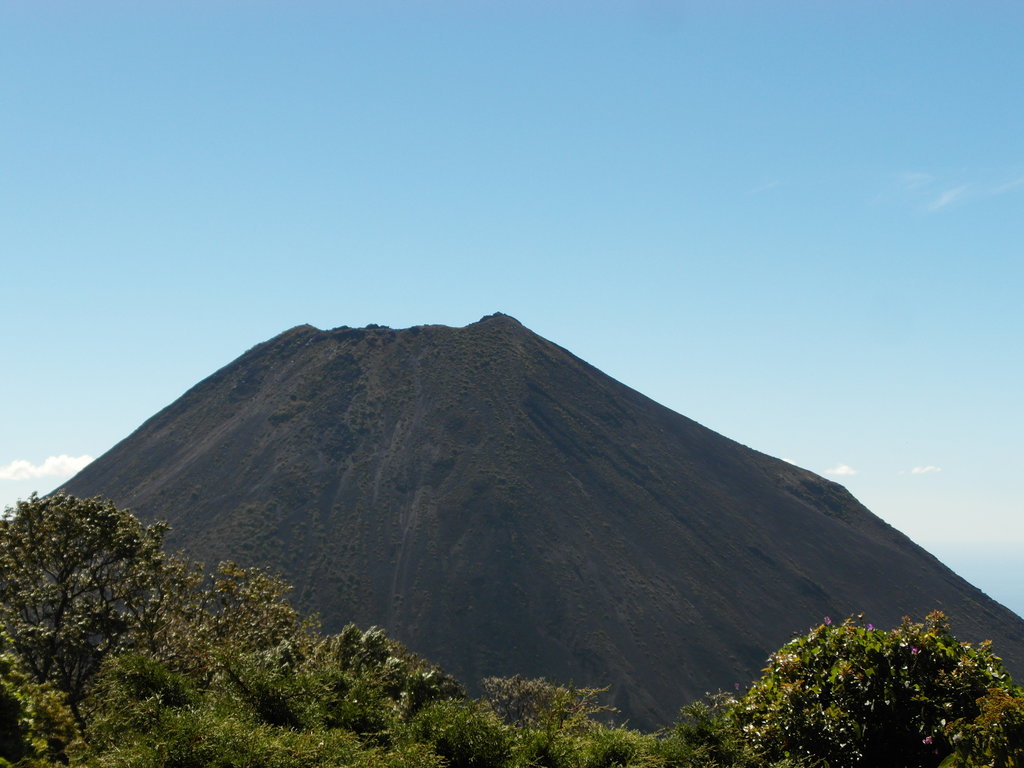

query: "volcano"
xmin=63 ymin=313 xmax=1024 ymax=727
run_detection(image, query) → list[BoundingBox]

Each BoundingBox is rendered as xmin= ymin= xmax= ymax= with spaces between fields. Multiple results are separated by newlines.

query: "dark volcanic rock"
xmin=63 ymin=313 xmax=1024 ymax=728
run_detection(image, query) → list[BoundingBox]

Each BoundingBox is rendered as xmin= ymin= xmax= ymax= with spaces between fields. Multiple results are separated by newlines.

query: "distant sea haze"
xmin=929 ymin=543 xmax=1024 ymax=620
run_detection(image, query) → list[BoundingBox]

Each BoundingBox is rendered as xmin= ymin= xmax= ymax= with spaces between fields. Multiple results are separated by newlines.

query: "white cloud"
xmin=898 ymin=171 xmax=933 ymax=190
xmin=825 ymin=464 xmax=858 ymax=476
xmin=0 ymin=455 xmax=94 ymax=481
xmin=885 ymin=171 xmax=1024 ymax=213
xmin=927 ymin=184 xmax=972 ymax=211
xmin=991 ymin=176 xmax=1024 ymax=195
xmin=911 ymin=465 xmax=942 ymax=475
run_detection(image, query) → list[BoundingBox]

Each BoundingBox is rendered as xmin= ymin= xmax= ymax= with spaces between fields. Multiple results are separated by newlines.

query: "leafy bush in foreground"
xmin=403 ymin=699 xmax=514 ymax=768
xmin=944 ymin=687 xmax=1024 ymax=768
xmin=733 ymin=611 xmax=1024 ymax=768
xmin=0 ymin=631 xmax=78 ymax=767
xmin=655 ymin=694 xmax=782 ymax=768
xmin=80 ymin=625 xmax=465 ymax=767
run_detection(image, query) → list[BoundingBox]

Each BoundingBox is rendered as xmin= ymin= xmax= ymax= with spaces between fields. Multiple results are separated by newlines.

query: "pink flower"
xmin=824 ymin=616 xmax=832 ymax=626
xmin=911 ymin=646 xmax=920 ymax=655
xmin=867 ymin=624 xmax=874 ymax=631
xmin=923 ymin=736 xmax=934 ymax=745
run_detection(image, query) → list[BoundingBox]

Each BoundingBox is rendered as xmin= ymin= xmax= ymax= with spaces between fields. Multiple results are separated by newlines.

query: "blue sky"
xmin=2 ymin=2 xmax=1022 ymax=617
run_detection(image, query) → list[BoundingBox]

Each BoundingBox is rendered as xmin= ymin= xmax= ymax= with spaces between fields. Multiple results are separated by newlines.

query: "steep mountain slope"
xmin=63 ymin=313 xmax=1024 ymax=728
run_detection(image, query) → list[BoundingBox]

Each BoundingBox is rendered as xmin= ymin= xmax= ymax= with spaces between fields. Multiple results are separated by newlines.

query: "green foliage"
xmin=218 ymin=624 xmax=465 ymax=739
xmin=205 ymin=563 xmax=311 ymax=656
xmin=0 ymin=636 xmax=40 ymax=765
xmin=483 ymin=675 xmax=614 ymax=731
xmin=309 ymin=625 xmax=464 ymax=720
xmin=515 ymin=683 xmax=613 ymax=768
xmin=82 ymin=625 xmax=466 ymax=766
xmin=83 ymin=653 xmax=199 ymax=751
xmin=942 ymin=688 xmax=1024 ymax=768
xmin=0 ymin=630 xmax=78 ymax=767
xmin=655 ymin=695 xmax=775 ymax=768
xmin=83 ymin=705 xmax=369 ymax=768
xmin=403 ymin=699 xmax=514 ymax=768
xmin=734 ymin=612 xmax=1022 ymax=768
xmin=572 ymin=724 xmax=661 ymax=768
xmin=483 ymin=674 xmax=561 ymax=727
xmin=0 ymin=493 xmax=312 ymax=720
xmin=147 ymin=560 xmax=314 ymax=682
xmin=481 ymin=677 xmax=647 ymax=768
xmin=0 ymin=493 xmax=168 ymax=713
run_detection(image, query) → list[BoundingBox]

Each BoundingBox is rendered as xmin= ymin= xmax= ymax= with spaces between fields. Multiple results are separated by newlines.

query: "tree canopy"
xmin=0 ymin=493 xmax=169 ymax=713
xmin=0 ymin=493 xmax=309 ymax=718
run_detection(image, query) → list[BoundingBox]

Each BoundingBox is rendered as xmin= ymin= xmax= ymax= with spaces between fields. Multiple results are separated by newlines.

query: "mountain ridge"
xmin=63 ymin=314 xmax=1024 ymax=728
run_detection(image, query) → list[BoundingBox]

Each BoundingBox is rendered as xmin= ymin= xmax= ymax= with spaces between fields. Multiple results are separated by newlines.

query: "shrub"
xmin=575 ymin=724 xmax=660 ymax=768
xmin=0 ymin=630 xmax=76 ymax=768
xmin=656 ymin=694 xmax=769 ymax=768
xmin=310 ymin=625 xmax=464 ymax=721
xmin=734 ymin=611 xmax=1022 ymax=768
xmin=403 ymin=699 xmax=514 ymax=768
xmin=483 ymin=674 xmax=561 ymax=727
xmin=508 ymin=682 xmax=618 ymax=768
xmin=944 ymin=687 xmax=1024 ymax=768
xmin=83 ymin=654 xmax=200 ymax=761
xmin=82 ymin=625 xmax=467 ymax=764
xmin=84 ymin=706 xmax=368 ymax=768
xmin=0 ymin=630 xmax=78 ymax=767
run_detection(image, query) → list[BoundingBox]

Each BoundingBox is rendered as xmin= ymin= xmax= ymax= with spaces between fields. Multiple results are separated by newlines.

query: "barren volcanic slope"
xmin=64 ymin=314 xmax=1024 ymax=728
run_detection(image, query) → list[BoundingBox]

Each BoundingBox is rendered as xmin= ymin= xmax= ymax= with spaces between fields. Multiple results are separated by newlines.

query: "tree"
xmin=481 ymin=675 xmax=560 ymax=727
xmin=0 ymin=493 xmax=169 ymax=715
xmin=0 ymin=493 xmax=316 ymax=722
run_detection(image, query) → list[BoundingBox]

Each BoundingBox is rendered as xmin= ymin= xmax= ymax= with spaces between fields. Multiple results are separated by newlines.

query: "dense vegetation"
xmin=1 ymin=494 xmax=1022 ymax=767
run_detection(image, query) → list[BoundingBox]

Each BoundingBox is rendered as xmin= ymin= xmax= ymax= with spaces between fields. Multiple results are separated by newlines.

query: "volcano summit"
xmin=63 ymin=313 xmax=1024 ymax=727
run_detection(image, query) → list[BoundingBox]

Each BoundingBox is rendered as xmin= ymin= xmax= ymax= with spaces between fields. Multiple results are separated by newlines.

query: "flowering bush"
xmin=733 ymin=611 xmax=1022 ymax=768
